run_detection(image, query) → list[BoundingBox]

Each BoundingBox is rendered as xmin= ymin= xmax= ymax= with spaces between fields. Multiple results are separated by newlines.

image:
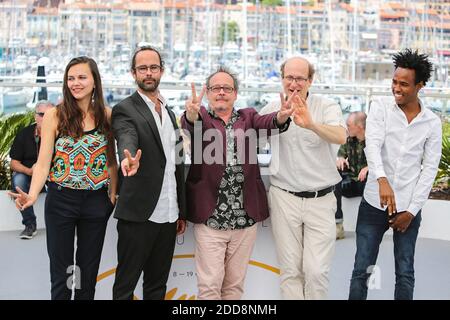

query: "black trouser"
xmin=113 ymin=219 xmax=177 ymax=300
xmin=334 ymin=171 xmax=366 ymax=222
xmin=45 ymin=182 xmax=113 ymax=300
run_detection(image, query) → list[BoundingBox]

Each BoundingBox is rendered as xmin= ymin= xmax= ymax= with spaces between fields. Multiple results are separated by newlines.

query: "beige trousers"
xmin=268 ymin=186 xmax=337 ymax=300
xmin=194 ymin=223 xmax=257 ymax=300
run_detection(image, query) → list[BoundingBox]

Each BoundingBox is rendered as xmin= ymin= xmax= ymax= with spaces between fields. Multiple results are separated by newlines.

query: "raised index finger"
xmin=279 ymin=92 xmax=285 ymax=106
xmin=15 ymin=186 xmax=26 ymax=196
xmin=191 ymin=83 xmax=198 ymax=103
xmin=197 ymin=85 xmax=206 ymax=104
xmin=124 ymin=149 xmax=132 ymax=163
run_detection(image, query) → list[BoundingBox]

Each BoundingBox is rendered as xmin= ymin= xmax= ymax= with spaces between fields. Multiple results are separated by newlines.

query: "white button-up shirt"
xmin=137 ymin=91 xmax=179 ymax=223
xmin=260 ymin=94 xmax=346 ymax=192
xmin=364 ymin=97 xmax=442 ymax=216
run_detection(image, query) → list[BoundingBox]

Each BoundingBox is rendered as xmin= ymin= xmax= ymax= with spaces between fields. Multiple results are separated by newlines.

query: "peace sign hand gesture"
xmin=121 ymin=149 xmax=142 ymax=177
xmin=185 ymin=83 xmax=206 ymax=123
xmin=8 ymin=187 xmax=37 ymax=211
xmin=276 ymin=91 xmax=298 ymax=125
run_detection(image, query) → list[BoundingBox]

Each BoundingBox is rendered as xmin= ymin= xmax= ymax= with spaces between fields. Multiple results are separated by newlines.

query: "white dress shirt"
xmin=260 ymin=94 xmax=346 ymax=192
xmin=364 ymin=97 xmax=442 ymax=216
xmin=137 ymin=90 xmax=179 ymax=223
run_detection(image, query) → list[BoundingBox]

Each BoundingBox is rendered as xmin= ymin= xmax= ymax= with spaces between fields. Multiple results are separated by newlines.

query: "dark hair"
xmin=206 ymin=66 xmax=239 ymax=92
xmin=58 ymin=56 xmax=114 ymax=161
xmin=280 ymin=57 xmax=315 ymax=80
xmin=130 ymin=45 xmax=165 ymax=71
xmin=392 ymin=49 xmax=433 ymax=85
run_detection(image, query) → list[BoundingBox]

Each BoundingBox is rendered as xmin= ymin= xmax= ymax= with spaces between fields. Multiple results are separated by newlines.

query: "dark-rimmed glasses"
xmin=207 ymin=85 xmax=234 ymax=94
xmin=135 ymin=64 xmax=162 ymax=74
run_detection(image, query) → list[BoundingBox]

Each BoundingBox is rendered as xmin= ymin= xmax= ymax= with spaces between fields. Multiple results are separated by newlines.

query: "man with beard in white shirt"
xmin=349 ymin=49 xmax=442 ymax=300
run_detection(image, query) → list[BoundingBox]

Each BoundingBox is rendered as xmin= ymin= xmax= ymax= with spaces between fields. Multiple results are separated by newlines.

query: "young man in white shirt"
xmin=349 ymin=49 xmax=442 ymax=300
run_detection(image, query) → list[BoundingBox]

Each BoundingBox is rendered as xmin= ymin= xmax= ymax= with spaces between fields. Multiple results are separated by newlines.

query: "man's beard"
xmin=136 ymin=77 xmax=160 ymax=93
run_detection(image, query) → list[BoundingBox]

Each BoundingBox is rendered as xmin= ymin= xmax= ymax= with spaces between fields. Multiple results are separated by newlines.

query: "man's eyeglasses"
xmin=135 ymin=64 xmax=162 ymax=74
xmin=35 ymin=112 xmax=45 ymax=117
xmin=207 ymin=85 xmax=234 ymax=94
xmin=284 ymin=75 xmax=309 ymax=84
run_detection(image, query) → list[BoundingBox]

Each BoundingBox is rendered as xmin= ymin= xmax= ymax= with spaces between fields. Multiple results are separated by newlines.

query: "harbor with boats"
xmin=1 ymin=0 xmax=449 ymax=116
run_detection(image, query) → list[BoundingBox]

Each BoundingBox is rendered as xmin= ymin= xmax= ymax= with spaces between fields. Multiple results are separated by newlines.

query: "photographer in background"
xmin=334 ymin=111 xmax=367 ymax=239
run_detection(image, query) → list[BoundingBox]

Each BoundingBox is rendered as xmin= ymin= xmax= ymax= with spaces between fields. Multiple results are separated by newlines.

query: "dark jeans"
xmin=349 ymin=198 xmax=421 ymax=300
xmin=45 ymin=182 xmax=113 ymax=300
xmin=11 ymin=172 xmax=36 ymax=227
xmin=334 ymin=171 xmax=365 ymax=222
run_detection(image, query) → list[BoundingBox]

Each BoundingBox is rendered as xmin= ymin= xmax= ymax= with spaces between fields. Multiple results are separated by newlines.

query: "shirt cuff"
xmin=374 ymin=169 xmax=387 ymax=180
xmin=406 ymin=204 xmax=421 ymax=216
xmin=273 ymin=115 xmax=291 ymax=133
xmin=183 ymin=112 xmax=201 ymax=128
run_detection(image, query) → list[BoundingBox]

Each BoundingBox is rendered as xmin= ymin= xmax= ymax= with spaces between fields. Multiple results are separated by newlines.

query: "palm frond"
xmin=0 ymin=112 xmax=35 ymax=190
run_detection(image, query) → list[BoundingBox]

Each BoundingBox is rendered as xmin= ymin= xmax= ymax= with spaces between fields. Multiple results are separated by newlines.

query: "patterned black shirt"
xmin=205 ymin=109 xmax=255 ymax=230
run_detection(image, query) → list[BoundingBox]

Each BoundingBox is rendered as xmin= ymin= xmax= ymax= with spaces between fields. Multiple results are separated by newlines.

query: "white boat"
xmin=26 ymin=58 xmax=63 ymax=109
xmin=0 ymin=87 xmax=33 ymax=112
xmin=27 ymin=87 xmax=63 ymax=109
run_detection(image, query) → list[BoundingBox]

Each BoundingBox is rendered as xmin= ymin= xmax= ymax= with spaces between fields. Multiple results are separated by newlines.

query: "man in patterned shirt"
xmin=335 ymin=111 xmax=367 ymax=239
xmin=181 ymin=66 xmax=294 ymax=300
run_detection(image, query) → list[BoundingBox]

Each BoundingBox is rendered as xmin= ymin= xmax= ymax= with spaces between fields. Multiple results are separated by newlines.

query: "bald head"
xmin=280 ymin=57 xmax=315 ymax=80
xmin=280 ymin=57 xmax=315 ymax=99
xmin=348 ymin=111 xmax=367 ymax=129
xmin=346 ymin=111 xmax=366 ymax=140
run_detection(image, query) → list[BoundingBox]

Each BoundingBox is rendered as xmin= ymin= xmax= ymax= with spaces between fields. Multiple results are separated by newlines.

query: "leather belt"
xmin=279 ymin=186 xmax=335 ymax=198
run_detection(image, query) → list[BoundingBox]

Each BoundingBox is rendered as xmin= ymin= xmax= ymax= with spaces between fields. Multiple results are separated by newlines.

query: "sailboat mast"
xmin=327 ymin=0 xmax=335 ymax=85
xmin=286 ymin=0 xmax=292 ymax=56
xmin=243 ymin=0 xmax=248 ymax=82
xmin=352 ymin=0 xmax=358 ymax=83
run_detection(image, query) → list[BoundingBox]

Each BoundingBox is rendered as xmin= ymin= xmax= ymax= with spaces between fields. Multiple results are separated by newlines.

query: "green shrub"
xmin=443 ymin=121 xmax=450 ymax=139
xmin=0 ymin=112 xmax=35 ymax=190
xmin=436 ymin=132 xmax=450 ymax=188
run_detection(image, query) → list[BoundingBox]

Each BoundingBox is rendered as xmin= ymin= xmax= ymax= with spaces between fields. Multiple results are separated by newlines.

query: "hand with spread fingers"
xmin=389 ymin=211 xmax=414 ymax=233
xmin=292 ymin=95 xmax=314 ymax=129
xmin=276 ymin=92 xmax=298 ymax=125
xmin=8 ymin=186 xmax=37 ymax=211
xmin=378 ymin=177 xmax=397 ymax=216
xmin=121 ymin=148 xmax=142 ymax=177
xmin=185 ymin=82 xmax=206 ymax=123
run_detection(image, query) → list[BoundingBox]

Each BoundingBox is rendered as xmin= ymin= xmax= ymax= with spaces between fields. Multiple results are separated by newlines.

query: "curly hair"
xmin=392 ymin=49 xmax=433 ymax=85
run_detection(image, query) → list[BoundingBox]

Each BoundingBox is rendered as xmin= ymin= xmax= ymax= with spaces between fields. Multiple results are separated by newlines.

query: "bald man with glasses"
xmin=260 ymin=57 xmax=346 ymax=300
